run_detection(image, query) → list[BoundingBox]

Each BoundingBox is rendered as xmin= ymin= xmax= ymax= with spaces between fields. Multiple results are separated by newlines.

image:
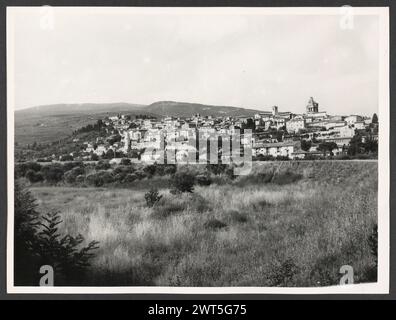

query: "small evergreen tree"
xmin=14 ymin=181 xmax=99 ymax=285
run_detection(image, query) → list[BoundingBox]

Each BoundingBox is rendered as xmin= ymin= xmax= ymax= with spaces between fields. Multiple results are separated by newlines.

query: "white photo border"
xmin=6 ymin=6 xmax=390 ymax=294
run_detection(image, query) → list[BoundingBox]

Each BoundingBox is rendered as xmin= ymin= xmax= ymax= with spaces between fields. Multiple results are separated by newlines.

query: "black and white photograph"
xmin=6 ymin=6 xmax=389 ymax=294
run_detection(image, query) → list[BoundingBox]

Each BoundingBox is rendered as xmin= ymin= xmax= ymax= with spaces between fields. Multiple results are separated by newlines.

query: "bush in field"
xmin=164 ymin=165 xmax=177 ymax=175
xmin=308 ymin=254 xmax=339 ymax=286
xmin=171 ymin=171 xmax=195 ymax=193
xmin=120 ymin=158 xmax=131 ymax=165
xmin=267 ymin=258 xmax=299 ymax=286
xmin=64 ymin=167 xmax=85 ymax=184
xmin=75 ymin=175 xmax=85 ymax=184
xmin=42 ymin=165 xmax=64 ymax=184
xmin=114 ymin=172 xmax=126 ymax=182
xmin=14 ymin=182 xmax=99 ymax=285
xmin=95 ymin=160 xmax=110 ymax=170
xmin=134 ymin=170 xmax=147 ymax=180
xmin=62 ymin=161 xmax=83 ymax=172
xmin=228 ymin=210 xmax=248 ymax=223
xmin=64 ymin=170 xmax=76 ymax=184
xmin=235 ymin=171 xmax=274 ymax=186
xmin=25 ymin=169 xmax=44 ymax=183
xmin=271 ymin=171 xmax=302 ymax=185
xmin=124 ymin=173 xmax=138 ymax=183
xmin=152 ymin=201 xmax=185 ymax=219
xmin=114 ymin=165 xmax=135 ymax=177
xmin=60 ymin=154 xmax=74 ymax=161
xmin=204 ymin=219 xmax=227 ymax=230
xmin=224 ymin=165 xmax=236 ymax=180
xmin=91 ymin=153 xmax=99 ymax=161
xmin=144 ymin=188 xmax=163 ymax=207
xmin=196 ymin=174 xmax=212 ymax=186
xmin=189 ymin=194 xmax=212 ymax=213
xmin=15 ymin=162 xmax=42 ymax=178
xmin=153 ymin=164 xmax=166 ymax=176
xmin=85 ymin=173 xmax=104 ymax=187
xmin=96 ymin=170 xmax=114 ymax=184
xmin=143 ymin=164 xmax=157 ymax=176
xmin=206 ymin=163 xmax=227 ymax=175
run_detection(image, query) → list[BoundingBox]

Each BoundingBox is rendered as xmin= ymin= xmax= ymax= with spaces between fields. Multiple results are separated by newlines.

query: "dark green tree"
xmin=318 ymin=142 xmax=338 ymax=156
xmin=14 ymin=182 xmax=99 ymax=285
xmin=301 ymin=139 xmax=312 ymax=152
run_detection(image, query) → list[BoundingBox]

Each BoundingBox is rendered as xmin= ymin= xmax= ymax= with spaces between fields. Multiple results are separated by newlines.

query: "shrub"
xmin=172 ymin=171 xmax=195 ymax=193
xmin=145 ymin=188 xmax=163 ymax=207
xmin=64 ymin=170 xmax=77 ymax=184
xmin=308 ymin=254 xmax=339 ymax=286
xmin=143 ymin=164 xmax=157 ymax=176
xmin=85 ymin=174 xmax=104 ymax=187
xmin=267 ymin=258 xmax=299 ymax=286
xmin=15 ymin=162 xmax=42 ymax=178
xmin=14 ymin=182 xmax=99 ymax=285
xmin=120 ymin=158 xmax=131 ymax=165
xmin=60 ymin=154 xmax=74 ymax=161
xmin=196 ymin=174 xmax=212 ymax=186
xmin=113 ymin=173 xmax=126 ymax=182
xmin=204 ymin=219 xmax=227 ymax=230
xmin=26 ymin=162 xmax=42 ymax=172
xmin=25 ymin=169 xmax=44 ymax=183
xmin=164 ymin=165 xmax=177 ymax=175
xmin=206 ymin=164 xmax=227 ymax=175
xmin=95 ymin=160 xmax=110 ymax=170
xmin=63 ymin=161 xmax=84 ymax=172
xmin=97 ymin=170 xmax=114 ymax=184
xmin=228 ymin=210 xmax=248 ymax=223
xmin=134 ymin=170 xmax=147 ymax=180
xmin=42 ymin=165 xmax=64 ymax=184
xmin=152 ymin=201 xmax=185 ymax=219
xmin=235 ymin=171 xmax=273 ymax=186
xmin=154 ymin=164 xmax=166 ymax=176
xmin=189 ymin=194 xmax=211 ymax=213
xmin=124 ymin=173 xmax=138 ymax=183
xmin=252 ymin=199 xmax=272 ymax=211
xmin=75 ymin=175 xmax=85 ymax=184
xmin=271 ymin=171 xmax=302 ymax=185
xmin=91 ymin=153 xmax=99 ymax=161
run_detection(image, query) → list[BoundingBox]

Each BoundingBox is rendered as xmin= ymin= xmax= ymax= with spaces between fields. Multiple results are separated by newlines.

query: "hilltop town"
xmin=16 ymin=97 xmax=378 ymax=163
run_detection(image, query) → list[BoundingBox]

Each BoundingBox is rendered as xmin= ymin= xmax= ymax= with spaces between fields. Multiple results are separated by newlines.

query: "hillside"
xmin=15 ymin=101 xmax=262 ymax=145
xmin=15 ymin=103 xmax=151 ymax=146
xmin=146 ymin=101 xmax=260 ymax=117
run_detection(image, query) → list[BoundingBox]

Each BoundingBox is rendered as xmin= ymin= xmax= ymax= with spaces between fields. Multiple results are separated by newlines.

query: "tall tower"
xmin=306 ymin=97 xmax=319 ymax=113
xmin=272 ymin=105 xmax=278 ymax=116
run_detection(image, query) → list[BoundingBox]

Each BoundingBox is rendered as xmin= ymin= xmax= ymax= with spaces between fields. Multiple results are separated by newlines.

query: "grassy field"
xmin=29 ymin=161 xmax=378 ymax=287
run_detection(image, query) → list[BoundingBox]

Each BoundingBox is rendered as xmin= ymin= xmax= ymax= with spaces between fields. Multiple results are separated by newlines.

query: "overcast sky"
xmin=9 ymin=8 xmax=380 ymax=116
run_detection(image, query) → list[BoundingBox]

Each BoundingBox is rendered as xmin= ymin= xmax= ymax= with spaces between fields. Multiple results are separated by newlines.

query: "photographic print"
xmin=6 ymin=6 xmax=389 ymax=294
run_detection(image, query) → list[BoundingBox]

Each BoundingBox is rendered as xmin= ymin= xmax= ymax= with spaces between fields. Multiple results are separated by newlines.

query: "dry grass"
xmin=29 ymin=161 xmax=378 ymax=286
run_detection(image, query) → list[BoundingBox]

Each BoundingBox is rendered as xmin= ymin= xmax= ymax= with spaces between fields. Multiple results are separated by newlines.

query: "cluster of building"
xmin=80 ymin=97 xmax=377 ymax=162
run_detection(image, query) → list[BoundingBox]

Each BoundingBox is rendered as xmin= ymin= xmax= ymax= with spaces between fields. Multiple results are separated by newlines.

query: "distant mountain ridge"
xmin=145 ymin=101 xmax=260 ymax=117
xmin=16 ymin=102 xmax=147 ymax=115
xmin=16 ymin=100 xmax=262 ymax=117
